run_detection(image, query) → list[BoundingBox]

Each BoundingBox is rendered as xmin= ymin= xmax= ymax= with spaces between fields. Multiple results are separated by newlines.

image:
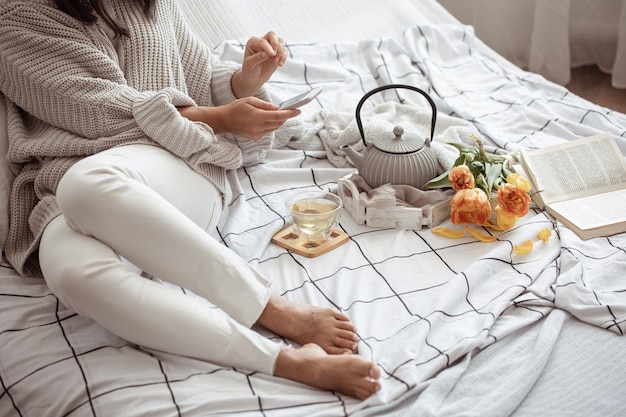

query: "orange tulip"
xmin=448 ymin=165 xmax=475 ymax=190
xmin=497 ymin=183 xmax=531 ymax=217
xmin=450 ymin=188 xmax=491 ymax=225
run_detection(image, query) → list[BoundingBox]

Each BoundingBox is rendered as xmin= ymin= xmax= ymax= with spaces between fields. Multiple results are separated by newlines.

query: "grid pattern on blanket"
xmin=1 ymin=24 xmax=626 ymax=417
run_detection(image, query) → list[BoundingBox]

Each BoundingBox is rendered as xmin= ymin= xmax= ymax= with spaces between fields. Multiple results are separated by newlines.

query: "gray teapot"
xmin=340 ymin=84 xmax=439 ymax=189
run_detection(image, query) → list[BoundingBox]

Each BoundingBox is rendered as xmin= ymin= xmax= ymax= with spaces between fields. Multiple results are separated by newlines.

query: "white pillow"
xmin=0 ymin=94 xmax=12 ymax=256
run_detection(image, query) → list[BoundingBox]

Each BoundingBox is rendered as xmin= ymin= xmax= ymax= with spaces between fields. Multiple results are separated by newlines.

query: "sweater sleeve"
xmin=0 ymin=1 xmax=241 ymax=169
xmin=167 ymin=0 xmax=276 ymax=165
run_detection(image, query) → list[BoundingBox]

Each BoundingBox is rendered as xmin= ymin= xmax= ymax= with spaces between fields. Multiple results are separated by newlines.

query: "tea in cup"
xmin=286 ymin=191 xmax=342 ymax=242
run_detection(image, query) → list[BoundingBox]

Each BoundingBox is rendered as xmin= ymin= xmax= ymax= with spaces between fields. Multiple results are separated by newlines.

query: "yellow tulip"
xmin=464 ymin=226 xmax=498 ymax=242
xmin=506 ymin=172 xmax=531 ymax=193
xmin=538 ymin=227 xmax=552 ymax=242
xmin=513 ymin=240 xmax=534 ymax=254
xmin=495 ymin=206 xmax=518 ymax=231
xmin=432 ymin=227 xmax=466 ymax=238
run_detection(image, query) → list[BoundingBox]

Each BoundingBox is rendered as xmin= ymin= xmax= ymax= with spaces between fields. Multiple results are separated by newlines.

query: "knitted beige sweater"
xmin=0 ymin=0 xmax=274 ymax=277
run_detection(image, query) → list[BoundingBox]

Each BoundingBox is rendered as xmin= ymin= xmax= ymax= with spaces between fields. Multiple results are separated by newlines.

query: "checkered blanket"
xmin=2 ymin=23 xmax=625 ymax=417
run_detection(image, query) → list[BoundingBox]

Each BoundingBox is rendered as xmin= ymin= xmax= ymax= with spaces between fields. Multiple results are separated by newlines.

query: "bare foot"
xmin=274 ymin=344 xmax=381 ymax=399
xmin=257 ymin=294 xmax=358 ymax=354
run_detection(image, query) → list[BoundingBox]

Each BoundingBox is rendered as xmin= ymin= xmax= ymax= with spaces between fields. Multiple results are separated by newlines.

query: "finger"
xmin=251 ymin=33 xmax=277 ymax=57
xmin=244 ymin=50 xmax=272 ymax=69
xmin=248 ymin=98 xmax=299 ymax=115
xmin=272 ymin=36 xmax=286 ymax=65
xmin=246 ymin=36 xmax=275 ymax=59
xmin=275 ymin=109 xmax=301 ymax=119
xmin=276 ymin=45 xmax=288 ymax=66
xmin=248 ymin=127 xmax=281 ymax=141
xmin=259 ymin=117 xmax=295 ymax=134
xmin=242 ymin=96 xmax=277 ymax=110
xmin=245 ymin=36 xmax=262 ymax=54
xmin=263 ymin=31 xmax=282 ymax=56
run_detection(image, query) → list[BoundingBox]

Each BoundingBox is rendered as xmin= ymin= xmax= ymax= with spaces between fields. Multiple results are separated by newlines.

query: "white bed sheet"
xmin=1 ymin=1 xmax=626 ymax=416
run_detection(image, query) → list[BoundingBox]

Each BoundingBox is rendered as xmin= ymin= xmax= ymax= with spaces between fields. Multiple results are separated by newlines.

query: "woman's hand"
xmin=232 ymin=31 xmax=287 ymax=98
xmin=178 ymin=97 xmax=300 ymax=140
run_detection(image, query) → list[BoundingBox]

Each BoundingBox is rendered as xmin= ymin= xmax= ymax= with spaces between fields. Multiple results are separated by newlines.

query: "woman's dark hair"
xmin=53 ymin=0 xmax=156 ymax=37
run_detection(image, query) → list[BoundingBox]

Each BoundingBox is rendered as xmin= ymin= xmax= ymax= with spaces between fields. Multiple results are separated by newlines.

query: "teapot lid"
xmin=372 ymin=126 xmax=425 ymax=154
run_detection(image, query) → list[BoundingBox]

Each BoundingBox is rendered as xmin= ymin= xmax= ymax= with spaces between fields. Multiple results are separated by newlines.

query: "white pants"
xmin=39 ymin=144 xmax=280 ymax=374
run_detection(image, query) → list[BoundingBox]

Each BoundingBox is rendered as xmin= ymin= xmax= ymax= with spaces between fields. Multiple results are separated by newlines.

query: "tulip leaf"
xmin=485 ymin=162 xmax=503 ymax=194
xmin=424 ymin=171 xmax=452 ymax=189
xmin=448 ymin=142 xmax=479 ymax=154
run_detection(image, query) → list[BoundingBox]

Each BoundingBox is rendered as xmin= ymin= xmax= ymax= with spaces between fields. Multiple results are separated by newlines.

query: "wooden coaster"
xmin=271 ymin=225 xmax=349 ymax=258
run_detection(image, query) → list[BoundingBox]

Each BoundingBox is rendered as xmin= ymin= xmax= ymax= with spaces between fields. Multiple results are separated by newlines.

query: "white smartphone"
xmin=278 ymin=87 xmax=322 ymax=110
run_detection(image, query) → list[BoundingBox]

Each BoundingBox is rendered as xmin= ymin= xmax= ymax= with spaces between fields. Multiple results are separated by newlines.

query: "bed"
xmin=2 ymin=0 xmax=626 ymax=416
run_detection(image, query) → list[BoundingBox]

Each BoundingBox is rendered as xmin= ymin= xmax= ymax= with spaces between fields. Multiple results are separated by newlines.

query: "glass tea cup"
xmin=286 ymin=191 xmax=342 ymax=242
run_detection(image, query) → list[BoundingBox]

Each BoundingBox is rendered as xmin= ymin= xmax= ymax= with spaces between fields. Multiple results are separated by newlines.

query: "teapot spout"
xmin=339 ymin=144 xmax=365 ymax=172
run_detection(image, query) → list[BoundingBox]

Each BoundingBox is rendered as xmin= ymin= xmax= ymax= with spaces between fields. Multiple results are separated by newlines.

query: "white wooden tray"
xmin=337 ymin=173 xmax=451 ymax=230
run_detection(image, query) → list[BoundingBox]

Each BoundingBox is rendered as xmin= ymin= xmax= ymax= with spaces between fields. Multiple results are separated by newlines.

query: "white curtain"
xmin=438 ymin=0 xmax=626 ymax=88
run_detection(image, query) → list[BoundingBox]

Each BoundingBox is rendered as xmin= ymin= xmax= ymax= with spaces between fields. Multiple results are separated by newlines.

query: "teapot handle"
xmin=355 ymin=84 xmax=437 ymax=148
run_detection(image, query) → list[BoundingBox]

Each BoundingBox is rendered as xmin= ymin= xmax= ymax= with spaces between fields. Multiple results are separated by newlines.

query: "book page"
xmin=548 ymin=189 xmax=626 ymax=230
xmin=521 ymin=133 xmax=626 ymax=204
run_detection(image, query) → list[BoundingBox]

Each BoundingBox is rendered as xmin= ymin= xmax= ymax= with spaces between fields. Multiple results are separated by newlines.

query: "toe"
xmin=333 ymin=318 xmax=356 ymax=332
xmin=331 ymin=338 xmax=357 ymax=353
xmin=353 ymin=380 xmax=380 ymax=400
xmin=325 ymin=345 xmax=353 ymax=355
xmin=335 ymin=328 xmax=357 ymax=343
xmin=369 ymin=364 xmax=381 ymax=379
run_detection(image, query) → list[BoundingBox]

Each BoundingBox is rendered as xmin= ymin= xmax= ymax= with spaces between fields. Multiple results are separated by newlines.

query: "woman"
xmin=0 ymin=0 xmax=381 ymax=399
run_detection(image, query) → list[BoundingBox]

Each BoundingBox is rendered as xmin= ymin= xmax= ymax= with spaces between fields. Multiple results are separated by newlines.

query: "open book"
xmin=518 ymin=132 xmax=626 ymax=240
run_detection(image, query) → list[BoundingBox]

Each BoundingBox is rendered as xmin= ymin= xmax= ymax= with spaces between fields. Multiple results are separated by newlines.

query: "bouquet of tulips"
xmin=425 ymin=135 xmax=532 ymax=233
